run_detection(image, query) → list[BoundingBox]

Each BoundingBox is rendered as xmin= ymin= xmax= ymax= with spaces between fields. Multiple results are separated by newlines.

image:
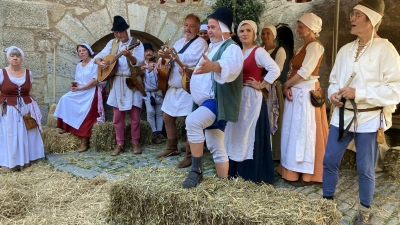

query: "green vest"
xmin=193 ymin=39 xmax=243 ymax=123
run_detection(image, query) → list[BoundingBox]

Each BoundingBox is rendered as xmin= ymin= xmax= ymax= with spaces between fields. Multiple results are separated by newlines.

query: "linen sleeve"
xmin=0 ymin=70 xmax=3 ymax=84
xmin=274 ymin=47 xmax=286 ymax=71
xmin=355 ymin=43 xmax=400 ymax=106
xmin=213 ymin=44 xmax=244 ymax=84
xmin=131 ymin=42 xmax=144 ymax=66
xmin=255 ymin=48 xmax=280 ymax=84
xmin=328 ymin=47 xmax=344 ymax=100
xmin=178 ymin=38 xmax=208 ymax=67
xmin=91 ymin=61 xmax=98 ymax=80
xmin=94 ymin=40 xmax=112 ymax=59
xmin=297 ymin=42 xmax=324 ymax=80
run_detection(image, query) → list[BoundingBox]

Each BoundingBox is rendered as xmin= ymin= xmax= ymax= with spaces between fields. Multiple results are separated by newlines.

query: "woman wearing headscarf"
xmin=225 ymin=20 xmax=280 ymax=183
xmin=0 ymin=46 xmax=45 ymax=172
xmin=261 ymin=24 xmax=287 ymax=162
xmin=54 ymin=44 xmax=105 ymax=152
xmin=278 ymin=13 xmax=329 ymax=186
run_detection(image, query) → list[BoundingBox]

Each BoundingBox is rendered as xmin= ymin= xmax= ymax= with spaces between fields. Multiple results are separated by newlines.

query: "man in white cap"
xmin=95 ymin=15 xmax=145 ymax=156
xmin=155 ymin=14 xmax=207 ymax=169
xmin=322 ymin=0 xmax=400 ymax=224
xmin=182 ymin=7 xmax=243 ymax=188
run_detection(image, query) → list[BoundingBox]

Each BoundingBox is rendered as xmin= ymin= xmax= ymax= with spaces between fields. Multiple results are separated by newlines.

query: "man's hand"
xmin=96 ymin=58 xmax=109 ymax=70
xmin=338 ymin=87 xmax=356 ymax=100
xmin=193 ymin=53 xmax=218 ymax=75
xmin=330 ymin=92 xmax=344 ymax=107
xmin=158 ymin=49 xmax=170 ymax=59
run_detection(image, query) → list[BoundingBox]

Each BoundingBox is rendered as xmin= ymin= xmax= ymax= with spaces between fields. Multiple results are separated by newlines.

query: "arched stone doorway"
xmin=91 ymin=30 xmax=164 ymax=55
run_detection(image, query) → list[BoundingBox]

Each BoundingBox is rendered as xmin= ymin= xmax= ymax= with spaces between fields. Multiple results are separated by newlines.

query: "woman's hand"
xmin=283 ymin=86 xmax=293 ymax=101
xmin=244 ymin=77 xmax=261 ymax=90
xmin=70 ymin=86 xmax=81 ymax=92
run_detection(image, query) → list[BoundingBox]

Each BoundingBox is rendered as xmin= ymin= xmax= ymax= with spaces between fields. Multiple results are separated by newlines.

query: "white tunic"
xmin=0 ymin=70 xmax=45 ymax=168
xmin=225 ymin=47 xmax=280 ymax=162
xmin=329 ymin=38 xmax=400 ymax=132
xmin=280 ymin=42 xmax=324 ymax=174
xmin=94 ymin=38 xmax=144 ymax=110
xmin=161 ymin=37 xmax=208 ymax=117
xmin=53 ymin=59 xmax=98 ymax=129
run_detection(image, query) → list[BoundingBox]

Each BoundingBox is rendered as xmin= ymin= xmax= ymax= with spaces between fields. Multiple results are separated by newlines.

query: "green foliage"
xmin=211 ymin=0 xmax=266 ymax=32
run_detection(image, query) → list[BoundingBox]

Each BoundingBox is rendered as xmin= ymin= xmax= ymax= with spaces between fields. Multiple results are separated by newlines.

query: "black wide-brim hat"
xmin=143 ymin=43 xmax=154 ymax=51
xmin=111 ymin=15 xmax=130 ymax=32
xmin=208 ymin=7 xmax=233 ymax=32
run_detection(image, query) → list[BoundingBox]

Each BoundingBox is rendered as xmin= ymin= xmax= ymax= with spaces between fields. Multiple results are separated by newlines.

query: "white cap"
xmin=298 ymin=13 xmax=322 ymax=37
xmin=200 ymin=24 xmax=208 ymax=31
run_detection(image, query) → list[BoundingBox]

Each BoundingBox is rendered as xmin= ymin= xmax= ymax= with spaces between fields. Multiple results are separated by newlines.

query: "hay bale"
xmin=46 ymin=103 xmax=57 ymax=128
xmin=107 ymin=167 xmax=342 ymax=225
xmin=41 ymin=127 xmax=80 ymax=153
xmin=0 ymin=163 xmax=112 ymax=224
xmin=90 ymin=120 xmax=153 ymax=152
xmin=90 ymin=122 xmax=116 ymax=152
xmin=382 ymin=148 xmax=400 ymax=179
xmin=340 ymin=150 xmax=357 ymax=170
xmin=176 ymin=116 xmax=186 ymax=141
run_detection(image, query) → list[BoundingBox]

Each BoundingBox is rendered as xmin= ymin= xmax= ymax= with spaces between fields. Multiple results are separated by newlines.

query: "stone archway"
xmin=91 ymin=30 xmax=164 ymax=55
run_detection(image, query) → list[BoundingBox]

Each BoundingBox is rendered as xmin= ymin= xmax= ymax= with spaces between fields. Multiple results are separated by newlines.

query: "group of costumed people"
xmin=2 ymin=1 xmax=400 ymax=224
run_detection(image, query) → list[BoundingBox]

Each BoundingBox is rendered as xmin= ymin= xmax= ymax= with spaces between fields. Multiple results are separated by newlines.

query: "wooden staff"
xmin=338 ymin=72 xmax=357 ymax=100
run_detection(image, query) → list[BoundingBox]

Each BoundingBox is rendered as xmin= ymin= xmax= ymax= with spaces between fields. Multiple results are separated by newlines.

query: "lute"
xmin=169 ymin=48 xmax=194 ymax=94
xmin=97 ymin=41 xmax=140 ymax=82
xmin=157 ymin=39 xmax=172 ymax=92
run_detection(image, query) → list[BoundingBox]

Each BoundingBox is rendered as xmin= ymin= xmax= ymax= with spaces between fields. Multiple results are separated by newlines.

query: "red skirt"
xmin=57 ymin=87 xmax=101 ymax=137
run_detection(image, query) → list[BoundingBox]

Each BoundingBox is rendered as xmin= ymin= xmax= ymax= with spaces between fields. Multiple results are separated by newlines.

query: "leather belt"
xmin=345 ymin=106 xmax=383 ymax=112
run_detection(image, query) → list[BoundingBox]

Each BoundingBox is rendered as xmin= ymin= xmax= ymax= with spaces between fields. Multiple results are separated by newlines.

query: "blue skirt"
xmin=228 ymin=98 xmax=275 ymax=183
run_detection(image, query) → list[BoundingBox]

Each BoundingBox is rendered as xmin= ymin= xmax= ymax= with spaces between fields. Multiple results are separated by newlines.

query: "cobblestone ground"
xmin=46 ymin=141 xmax=400 ymax=225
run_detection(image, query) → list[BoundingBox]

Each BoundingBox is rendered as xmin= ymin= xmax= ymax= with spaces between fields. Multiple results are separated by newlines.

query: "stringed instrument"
xmin=157 ymin=39 xmax=172 ymax=92
xmin=169 ymin=48 xmax=194 ymax=94
xmin=97 ymin=41 xmax=140 ymax=82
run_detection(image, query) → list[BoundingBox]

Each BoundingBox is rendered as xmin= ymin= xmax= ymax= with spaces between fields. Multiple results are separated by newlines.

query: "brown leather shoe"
xmin=111 ymin=144 xmax=124 ymax=156
xmin=156 ymin=138 xmax=179 ymax=158
xmin=152 ymin=134 xmax=163 ymax=144
xmin=77 ymin=137 xmax=89 ymax=152
xmin=132 ymin=143 xmax=142 ymax=154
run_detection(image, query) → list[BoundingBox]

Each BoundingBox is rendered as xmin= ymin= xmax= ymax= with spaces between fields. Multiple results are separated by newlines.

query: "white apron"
xmin=280 ymin=79 xmax=316 ymax=174
xmin=225 ymin=86 xmax=263 ymax=162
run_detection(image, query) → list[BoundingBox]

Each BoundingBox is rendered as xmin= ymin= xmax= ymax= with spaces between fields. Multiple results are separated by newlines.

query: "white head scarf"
xmin=78 ymin=43 xmax=94 ymax=55
xmin=5 ymin=46 xmax=24 ymax=59
xmin=298 ymin=13 xmax=322 ymax=37
xmin=200 ymin=24 xmax=208 ymax=31
xmin=354 ymin=4 xmax=382 ymax=27
xmin=237 ymin=20 xmax=258 ymax=41
xmin=262 ymin=24 xmax=277 ymax=40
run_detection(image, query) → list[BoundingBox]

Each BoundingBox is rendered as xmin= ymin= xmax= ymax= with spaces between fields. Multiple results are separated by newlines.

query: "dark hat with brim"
xmin=208 ymin=7 xmax=233 ymax=32
xmin=143 ymin=43 xmax=154 ymax=51
xmin=358 ymin=0 xmax=385 ymax=16
xmin=111 ymin=15 xmax=130 ymax=32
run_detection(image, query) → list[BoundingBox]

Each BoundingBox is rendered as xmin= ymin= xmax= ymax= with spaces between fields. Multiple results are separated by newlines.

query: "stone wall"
xmin=1 ymin=0 xmax=399 ymax=124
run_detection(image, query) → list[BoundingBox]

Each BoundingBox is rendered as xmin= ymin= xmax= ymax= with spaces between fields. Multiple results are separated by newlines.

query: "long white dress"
xmin=0 ymin=70 xmax=45 ymax=169
xmin=53 ymin=59 xmax=98 ymax=129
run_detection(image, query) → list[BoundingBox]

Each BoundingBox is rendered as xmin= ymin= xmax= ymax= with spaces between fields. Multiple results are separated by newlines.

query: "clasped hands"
xmin=330 ymin=87 xmax=356 ymax=107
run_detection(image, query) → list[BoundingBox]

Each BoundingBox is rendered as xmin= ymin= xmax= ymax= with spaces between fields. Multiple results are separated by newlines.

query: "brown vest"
xmin=287 ymin=40 xmax=324 ymax=80
xmin=0 ymin=68 xmax=32 ymax=106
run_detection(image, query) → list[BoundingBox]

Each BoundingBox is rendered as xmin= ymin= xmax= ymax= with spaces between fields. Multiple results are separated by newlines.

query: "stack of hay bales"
xmin=340 ymin=150 xmax=356 ymax=170
xmin=46 ymin=103 xmax=58 ymax=128
xmin=107 ymin=167 xmax=342 ymax=225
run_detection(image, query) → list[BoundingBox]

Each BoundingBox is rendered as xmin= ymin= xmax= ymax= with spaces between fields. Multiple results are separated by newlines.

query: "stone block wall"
xmin=1 ymin=0 xmax=399 ymax=124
